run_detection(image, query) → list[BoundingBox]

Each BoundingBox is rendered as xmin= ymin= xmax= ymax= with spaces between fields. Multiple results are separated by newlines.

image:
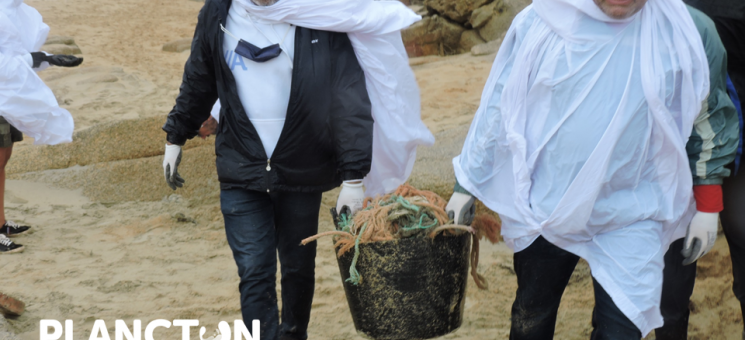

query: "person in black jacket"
xmin=161 ymin=0 xmax=373 ymax=338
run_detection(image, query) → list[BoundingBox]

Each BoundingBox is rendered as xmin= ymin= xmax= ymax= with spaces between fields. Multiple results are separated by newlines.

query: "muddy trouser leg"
xmin=654 ymin=239 xmax=697 ymax=340
xmin=221 ymin=188 xmax=280 ymax=340
xmin=273 ymin=191 xmax=322 ymax=340
xmin=722 ymin=167 xmax=745 ymax=333
xmin=510 ymin=236 xmax=579 ymax=340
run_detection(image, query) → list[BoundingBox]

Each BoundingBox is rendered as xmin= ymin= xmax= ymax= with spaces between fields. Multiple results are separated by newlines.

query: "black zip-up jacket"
xmin=685 ymin=0 xmax=745 ymax=20
xmin=163 ymin=0 xmax=374 ymax=193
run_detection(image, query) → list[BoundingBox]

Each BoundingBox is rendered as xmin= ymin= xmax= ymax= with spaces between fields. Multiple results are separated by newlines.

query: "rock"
xmin=402 ymin=15 xmax=465 ymax=57
xmin=434 ymin=16 xmax=467 ymax=53
xmin=41 ymin=43 xmax=82 ymax=55
xmin=0 ymin=292 xmax=24 ymax=317
xmin=470 ymin=1 xmax=497 ymax=29
xmin=45 ymin=35 xmax=75 ymax=45
xmin=77 ymin=74 xmax=119 ymax=85
xmin=477 ymin=1 xmax=513 ymax=41
xmin=402 ymin=17 xmax=440 ymax=57
xmin=424 ymin=0 xmax=489 ymax=24
xmin=471 ymin=38 xmax=503 ymax=56
xmin=459 ymin=30 xmax=486 ymax=52
xmin=162 ymin=39 xmax=192 ymax=53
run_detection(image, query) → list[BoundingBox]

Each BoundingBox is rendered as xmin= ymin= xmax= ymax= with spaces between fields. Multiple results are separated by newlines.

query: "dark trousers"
xmin=655 ymin=239 xmax=697 ymax=340
xmin=510 ymin=236 xmax=642 ymax=340
xmin=656 ymin=170 xmax=745 ymax=339
xmin=220 ymin=188 xmax=322 ymax=340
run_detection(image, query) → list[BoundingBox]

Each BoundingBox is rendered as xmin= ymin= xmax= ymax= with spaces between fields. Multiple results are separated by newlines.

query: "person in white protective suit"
xmin=161 ymin=0 xmax=432 ymax=338
xmin=446 ymin=0 xmax=721 ymax=337
xmin=0 ymin=0 xmax=82 ymax=254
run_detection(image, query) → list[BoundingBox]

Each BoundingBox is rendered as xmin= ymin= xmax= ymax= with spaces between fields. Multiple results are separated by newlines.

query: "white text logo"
xmin=39 ymin=319 xmax=260 ymax=340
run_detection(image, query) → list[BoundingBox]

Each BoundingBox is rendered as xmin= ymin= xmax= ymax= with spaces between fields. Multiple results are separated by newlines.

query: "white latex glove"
xmin=336 ymin=181 xmax=365 ymax=216
xmin=163 ymin=144 xmax=184 ymax=190
xmin=681 ymin=211 xmax=719 ymax=265
xmin=446 ymin=192 xmax=476 ymax=225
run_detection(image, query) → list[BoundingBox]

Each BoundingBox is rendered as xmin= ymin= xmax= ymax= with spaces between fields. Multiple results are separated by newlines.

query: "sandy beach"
xmin=1 ymin=0 xmax=742 ymax=339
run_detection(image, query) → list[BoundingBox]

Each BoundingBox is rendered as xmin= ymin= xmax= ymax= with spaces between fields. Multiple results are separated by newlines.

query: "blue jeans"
xmin=510 ymin=237 xmax=642 ymax=340
xmin=221 ymin=188 xmax=322 ymax=340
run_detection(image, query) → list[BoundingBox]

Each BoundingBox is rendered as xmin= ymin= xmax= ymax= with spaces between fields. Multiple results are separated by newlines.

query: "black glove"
xmin=30 ymin=52 xmax=84 ymax=68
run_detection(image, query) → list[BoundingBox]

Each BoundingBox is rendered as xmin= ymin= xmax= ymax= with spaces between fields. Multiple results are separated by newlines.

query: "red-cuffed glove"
xmin=681 ymin=185 xmax=722 ymax=265
xmin=692 ymin=184 xmax=723 ymax=213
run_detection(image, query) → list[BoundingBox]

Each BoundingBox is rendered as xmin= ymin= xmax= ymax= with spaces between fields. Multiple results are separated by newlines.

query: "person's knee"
xmin=237 ymin=263 xmax=277 ymax=291
xmin=279 ymin=252 xmax=316 ymax=279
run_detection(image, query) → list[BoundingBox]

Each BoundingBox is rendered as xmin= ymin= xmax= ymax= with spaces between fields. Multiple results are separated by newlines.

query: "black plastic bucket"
xmin=335 ymin=232 xmax=471 ymax=340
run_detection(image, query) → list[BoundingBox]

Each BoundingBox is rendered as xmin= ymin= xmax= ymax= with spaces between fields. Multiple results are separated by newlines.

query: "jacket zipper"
xmin=266 ymin=159 xmax=272 ymax=193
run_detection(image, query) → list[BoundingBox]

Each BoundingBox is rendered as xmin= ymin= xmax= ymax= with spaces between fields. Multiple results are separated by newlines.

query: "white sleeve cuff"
xmin=23 ymin=54 xmax=33 ymax=68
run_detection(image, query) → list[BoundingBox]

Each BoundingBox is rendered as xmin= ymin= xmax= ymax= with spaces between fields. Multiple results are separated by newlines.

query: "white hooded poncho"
xmin=0 ymin=0 xmax=74 ymax=145
xmin=211 ymin=0 xmax=434 ymax=196
xmin=453 ymin=0 xmax=709 ymax=335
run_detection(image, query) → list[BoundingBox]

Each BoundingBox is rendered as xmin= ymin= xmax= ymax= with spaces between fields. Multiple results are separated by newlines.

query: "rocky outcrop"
xmin=403 ymin=15 xmax=465 ymax=56
xmin=402 ymin=0 xmax=528 ymax=57
xmin=42 ymin=36 xmax=82 ymax=55
xmin=162 ymin=39 xmax=192 ymax=53
xmin=459 ymin=30 xmax=486 ymax=52
xmin=471 ymin=37 xmax=503 ymax=56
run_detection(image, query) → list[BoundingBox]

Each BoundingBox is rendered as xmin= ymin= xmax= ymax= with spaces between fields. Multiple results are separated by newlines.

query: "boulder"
xmin=470 ymin=0 xmax=497 ymax=29
xmin=0 ymin=292 xmax=24 ymax=317
xmin=162 ymin=39 xmax=192 ymax=53
xmin=477 ymin=1 xmax=513 ymax=42
xmin=424 ymin=0 xmax=492 ymax=24
xmin=402 ymin=15 xmax=465 ymax=57
xmin=45 ymin=35 xmax=75 ymax=45
xmin=471 ymin=38 xmax=503 ymax=56
xmin=459 ymin=30 xmax=486 ymax=52
xmin=402 ymin=17 xmax=440 ymax=57
xmin=41 ymin=43 xmax=82 ymax=55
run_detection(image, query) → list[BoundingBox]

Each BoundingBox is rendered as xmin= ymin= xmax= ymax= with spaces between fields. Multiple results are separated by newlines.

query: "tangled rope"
xmin=301 ymin=184 xmax=501 ymax=289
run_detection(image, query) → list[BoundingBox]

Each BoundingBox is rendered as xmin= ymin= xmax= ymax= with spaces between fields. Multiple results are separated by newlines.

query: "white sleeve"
xmin=210 ymin=100 xmax=221 ymax=123
xmin=0 ymin=51 xmax=74 ymax=145
xmin=22 ymin=53 xmax=33 ymax=68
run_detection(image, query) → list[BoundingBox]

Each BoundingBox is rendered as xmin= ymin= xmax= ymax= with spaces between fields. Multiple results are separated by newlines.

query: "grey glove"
xmin=446 ymin=192 xmax=476 ymax=225
xmin=163 ymin=144 xmax=184 ymax=190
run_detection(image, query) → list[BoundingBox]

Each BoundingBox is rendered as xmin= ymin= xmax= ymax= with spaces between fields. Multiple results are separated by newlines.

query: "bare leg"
xmin=0 ymin=146 xmax=14 ymax=226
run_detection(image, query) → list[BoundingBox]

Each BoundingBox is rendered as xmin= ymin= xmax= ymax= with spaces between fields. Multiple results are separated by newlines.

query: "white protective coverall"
xmin=453 ymin=0 xmax=709 ymax=335
xmin=0 ymin=0 xmax=74 ymax=145
xmin=210 ymin=0 xmax=435 ymax=196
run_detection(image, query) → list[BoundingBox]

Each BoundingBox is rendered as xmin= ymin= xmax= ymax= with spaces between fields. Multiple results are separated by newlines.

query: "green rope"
xmin=394 ymin=195 xmax=420 ymax=212
xmin=345 ymin=223 xmax=367 ymax=286
xmin=342 ymin=194 xmax=444 ymax=285
xmin=339 ymin=213 xmax=352 ymax=232
xmin=400 ymin=214 xmax=439 ymax=231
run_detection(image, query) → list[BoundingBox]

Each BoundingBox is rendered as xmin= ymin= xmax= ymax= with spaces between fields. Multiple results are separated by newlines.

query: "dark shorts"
xmin=0 ymin=117 xmax=23 ymax=148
